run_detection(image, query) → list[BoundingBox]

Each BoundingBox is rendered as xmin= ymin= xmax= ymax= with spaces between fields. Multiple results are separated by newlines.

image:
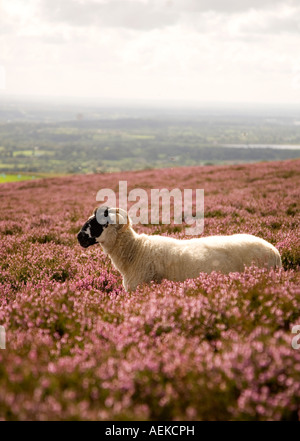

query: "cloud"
xmin=0 ymin=23 xmax=13 ymax=35
xmin=1 ymin=0 xmax=299 ymax=103
xmin=244 ymin=8 xmax=300 ymax=35
xmin=174 ymin=0 xmax=286 ymax=13
xmin=38 ymin=0 xmax=299 ymax=31
xmin=39 ymin=0 xmax=179 ymax=30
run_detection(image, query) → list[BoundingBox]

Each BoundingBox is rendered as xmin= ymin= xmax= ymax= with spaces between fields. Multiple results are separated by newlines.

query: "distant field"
xmin=0 ymin=101 xmax=300 ymax=174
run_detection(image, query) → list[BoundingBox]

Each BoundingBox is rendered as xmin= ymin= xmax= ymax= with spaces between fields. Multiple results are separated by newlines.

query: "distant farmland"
xmin=0 ymin=101 xmax=300 ymax=174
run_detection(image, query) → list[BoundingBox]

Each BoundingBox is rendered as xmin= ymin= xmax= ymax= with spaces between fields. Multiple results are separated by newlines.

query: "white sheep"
xmin=77 ymin=206 xmax=282 ymax=292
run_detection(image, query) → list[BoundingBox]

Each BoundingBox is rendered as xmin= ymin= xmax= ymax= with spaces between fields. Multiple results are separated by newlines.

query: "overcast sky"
xmin=1 ymin=0 xmax=300 ymax=104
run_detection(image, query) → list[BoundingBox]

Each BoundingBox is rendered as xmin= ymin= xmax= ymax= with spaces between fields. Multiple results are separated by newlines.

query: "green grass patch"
xmin=0 ymin=174 xmax=36 ymax=183
xmin=0 ymin=172 xmax=69 ymax=183
xmin=13 ymin=150 xmax=34 ymax=157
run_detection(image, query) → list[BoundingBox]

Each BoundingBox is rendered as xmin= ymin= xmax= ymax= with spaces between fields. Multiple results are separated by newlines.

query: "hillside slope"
xmin=0 ymin=159 xmax=299 ymax=420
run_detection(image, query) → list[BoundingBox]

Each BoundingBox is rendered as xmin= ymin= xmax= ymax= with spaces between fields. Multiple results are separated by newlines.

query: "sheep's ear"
xmin=117 ymin=208 xmax=132 ymax=227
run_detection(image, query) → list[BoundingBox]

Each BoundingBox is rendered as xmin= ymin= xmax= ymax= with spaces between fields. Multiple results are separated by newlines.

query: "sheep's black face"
xmin=77 ymin=210 xmax=108 ymax=248
xmin=77 ymin=217 xmax=102 ymax=248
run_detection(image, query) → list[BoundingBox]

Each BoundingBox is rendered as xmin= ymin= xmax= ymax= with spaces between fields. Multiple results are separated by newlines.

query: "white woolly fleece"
xmin=96 ymin=209 xmax=282 ymax=292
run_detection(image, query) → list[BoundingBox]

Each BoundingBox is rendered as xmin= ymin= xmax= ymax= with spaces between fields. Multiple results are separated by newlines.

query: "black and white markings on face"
xmin=77 ymin=211 xmax=109 ymax=248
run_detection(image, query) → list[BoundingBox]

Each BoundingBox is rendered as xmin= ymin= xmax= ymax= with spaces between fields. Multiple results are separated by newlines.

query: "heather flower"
xmin=0 ymin=159 xmax=299 ymax=420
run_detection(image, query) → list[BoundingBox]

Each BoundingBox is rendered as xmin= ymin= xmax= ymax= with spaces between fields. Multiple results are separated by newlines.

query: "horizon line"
xmin=1 ymin=92 xmax=300 ymax=109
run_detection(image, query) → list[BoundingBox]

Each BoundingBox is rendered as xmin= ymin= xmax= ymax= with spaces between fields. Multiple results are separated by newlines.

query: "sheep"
xmin=77 ymin=206 xmax=282 ymax=292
